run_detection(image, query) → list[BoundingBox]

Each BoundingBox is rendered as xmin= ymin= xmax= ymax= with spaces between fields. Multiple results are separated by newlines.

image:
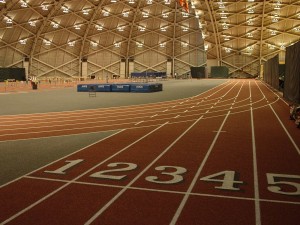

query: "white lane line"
xmin=174 ymin=115 xmax=180 ymax=118
xmin=170 ymin=111 xmax=231 ymax=225
xmin=84 ymin=116 xmax=206 ymax=225
xmin=183 ymin=110 xmax=188 ymax=113
xmin=255 ymin=81 xmax=300 ymax=155
xmin=250 ymin=81 xmax=262 ymax=225
xmin=163 ymin=109 xmax=169 ymax=112
xmin=250 ymin=107 xmax=262 ymax=225
xmin=150 ymin=114 xmax=158 ymax=118
xmin=1 ymin=124 xmax=168 ymax=224
xmin=269 ymin=106 xmax=300 ymax=155
xmin=170 ymin=81 xmax=244 ymax=224
xmin=134 ymin=121 xmax=144 ymax=126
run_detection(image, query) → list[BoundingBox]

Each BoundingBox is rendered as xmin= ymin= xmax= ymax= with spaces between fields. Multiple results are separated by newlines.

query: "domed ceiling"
xmin=0 ymin=0 xmax=299 ymax=79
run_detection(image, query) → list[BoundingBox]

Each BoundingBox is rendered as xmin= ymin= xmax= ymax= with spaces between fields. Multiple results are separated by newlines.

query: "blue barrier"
xmin=95 ymin=84 xmax=111 ymax=92
xmin=131 ymin=83 xmax=163 ymax=92
xmin=111 ymin=84 xmax=131 ymax=92
xmin=77 ymin=84 xmax=95 ymax=92
xmin=77 ymin=83 xmax=163 ymax=93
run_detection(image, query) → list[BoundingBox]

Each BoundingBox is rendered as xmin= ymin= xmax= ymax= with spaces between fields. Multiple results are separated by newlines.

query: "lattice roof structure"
xmin=0 ymin=0 xmax=299 ymax=79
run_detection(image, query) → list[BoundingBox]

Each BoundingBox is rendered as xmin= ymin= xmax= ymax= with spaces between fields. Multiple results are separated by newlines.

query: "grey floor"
xmin=0 ymin=79 xmax=227 ymax=186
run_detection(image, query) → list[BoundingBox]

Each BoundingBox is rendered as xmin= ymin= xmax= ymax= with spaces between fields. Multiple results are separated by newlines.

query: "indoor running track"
xmin=0 ymin=80 xmax=299 ymax=225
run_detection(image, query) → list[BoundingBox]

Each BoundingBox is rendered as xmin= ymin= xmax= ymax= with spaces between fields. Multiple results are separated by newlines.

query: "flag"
xmin=178 ymin=0 xmax=189 ymax=13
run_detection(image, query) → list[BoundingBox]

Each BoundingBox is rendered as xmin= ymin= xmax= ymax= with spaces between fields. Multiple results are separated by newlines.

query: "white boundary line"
xmin=0 ymin=129 xmax=124 ymax=189
xmin=0 ymin=80 xmax=230 ymax=118
xmin=249 ymin=81 xmax=262 ymax=225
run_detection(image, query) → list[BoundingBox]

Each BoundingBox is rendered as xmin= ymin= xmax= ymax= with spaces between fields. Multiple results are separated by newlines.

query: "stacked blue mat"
xmin=77 ymin=83 xmax=163 ymax=93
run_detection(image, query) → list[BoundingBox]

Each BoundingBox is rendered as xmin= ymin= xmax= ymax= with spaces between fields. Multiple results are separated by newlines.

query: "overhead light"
xmin=123 ymin=12 xmax=129 ymax=17
xmin=83 ymin=9 xmax=89 ymax=15
xmin=19 ymin=39 xmax=27 ymax=45
xmin=20 ymin=0 xmax=27 ymax=7
xmin=248 ymin=0 xmax=254 ymax=2
xmin=224 ymin=36 xmax=230 ymax=40
xmin=248 ymin=9 xmax=254 ymax=14
xmin=183 ymin=27 xmax=189 ymax=32
xmin=42 ymin=5 xmax=48 ymax=11
xmin=29 ymin=21 xmax=36 ymax=27
xmin=111 ymin=0 xmax=117 ymax=2
xmin=159 ymin=43 xmax=166 ymax=48
xmin=204 ymin=44 xmax=208 ymax=51
xmin=162 ymin=13 xmax=169 ymax=18
xmin=222 ymin=23 xmax=228 ymax=29
xmin=68 ymin=41 xmax=75 ymax=47
xmin=280 ymin=44 xmax=285 ymax=50
xmin=160 ymin=27 xmax=167 ymax=32
xmin=43 ymin=40 xmax=51 ymax=46
xmin=147 ymin=0 xmax=153 ymax=4
xmin=139 ymin=26 xmax=145 ymax=31
xmin=51 ymin=22 xmax=59 ymax=28
xmin=129 ymin=0 xmax=135 ymax=4
xmin=182 ymin=12 xmax=189 ymax=17
xmin=247 ymin=19 xmax=254 ymax=25
xmin=220 ymin=12 xmax=227 ymax=19
xmin=6 ymin=18 xmax=13 ymax=24
xmin=268 ymin=44 xmax=275 ymax=49
xmin=117 ymin=26 xmax=124 ymax=31
xmin=103 ymin=11 xmax=109 ymax=16
xmin=91 ymin=41 xmax=98 ymax=47
xmin=270 ymin=30 xmax=276 ymax=36
xmin=225 ymin=47 xmax=231 ymax=53
xmin=142 ymin=12 xmax=149 ymax=18
xmin=0 ymin=0 xmax=6 ymax=3
xmin=247 ymin=33 xmax=253 ymax=37
xmin=294 ymin=27 xmax=300 ymax=32
xmin=62 ymin=7 xmax=69 ymax=13
xmin=274 ymin=5 xmax=280 ymax=10
xmin=74 ymin=25 xmax=81 ymax=30
xmin=164 ymin=0 xmax=171 ymax=5
xmin=182 ymin=42 xmax=188 ymax=47
xmin=114 ymin=42 xmax=121 ymax=47
xmin=137 ymin=42 xmax=143 ymax=48
xmin=96 ymin=25 xmax=103 ymax=30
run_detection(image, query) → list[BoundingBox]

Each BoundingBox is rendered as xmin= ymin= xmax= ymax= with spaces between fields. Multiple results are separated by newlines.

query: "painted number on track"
xmin=44 ymin=160 xmax=300 ymax=196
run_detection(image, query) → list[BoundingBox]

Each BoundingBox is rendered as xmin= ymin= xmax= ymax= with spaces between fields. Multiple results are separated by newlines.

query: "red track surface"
xmin=0 ymin=80 xmax=299 ymax=225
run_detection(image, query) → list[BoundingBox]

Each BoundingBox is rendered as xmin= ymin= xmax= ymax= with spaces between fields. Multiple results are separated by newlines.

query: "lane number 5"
xmin=267 ymin=173 xmax=300 ymax=196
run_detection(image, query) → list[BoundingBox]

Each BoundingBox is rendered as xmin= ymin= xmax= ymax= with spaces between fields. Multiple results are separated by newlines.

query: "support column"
xmin=23 ymin=57 xmax=29 ymax=80
xmin=167 ymin=59 xmax=172 ymax=78
xmin=128 ymin=58 xmax=134 ymax=78
xmin=81 ymin=58 xmax=88 ymax=80
xmin=120 ymin=59 xmax=126 ymax=79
